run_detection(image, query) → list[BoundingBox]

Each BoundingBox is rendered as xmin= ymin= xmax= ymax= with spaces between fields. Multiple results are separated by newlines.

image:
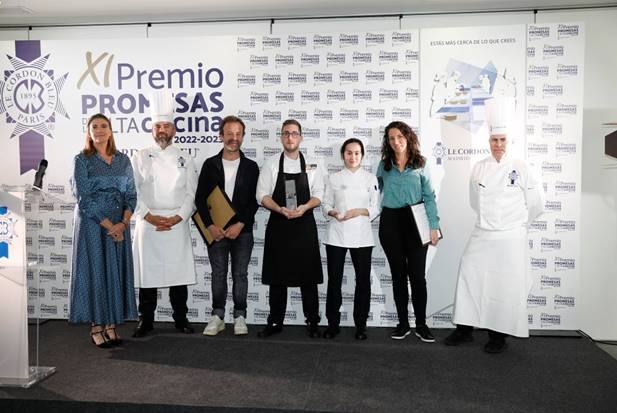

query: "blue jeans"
xmin=207 ymin=232 xmax=253 ymax=319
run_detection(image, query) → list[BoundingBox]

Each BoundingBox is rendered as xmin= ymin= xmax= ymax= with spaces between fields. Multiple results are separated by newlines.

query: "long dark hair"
xmin=83 ymin=113 xmax=116 ymax=157
xmin=381 ymin=121 xmax=425 ymax=171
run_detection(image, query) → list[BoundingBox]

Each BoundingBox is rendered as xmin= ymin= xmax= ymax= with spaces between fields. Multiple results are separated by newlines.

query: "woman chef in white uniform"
xmin=321 ymin=138 xmax=380 ymax=340
xmin=445 ymin=97 xmax=544 ymax=353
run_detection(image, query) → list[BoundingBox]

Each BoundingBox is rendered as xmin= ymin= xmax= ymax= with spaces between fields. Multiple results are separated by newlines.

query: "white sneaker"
xmin=234 ymin=316 xmax=249 ymax=335
xmin=203 ymin=315 xmax=225 ymax=336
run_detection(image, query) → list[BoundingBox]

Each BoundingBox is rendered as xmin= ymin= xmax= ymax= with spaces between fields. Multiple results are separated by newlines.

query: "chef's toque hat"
xmin=150 ymin=91 xmax=175 ymax=123
xmin=484 ymin=96 xmax=515 ymax=136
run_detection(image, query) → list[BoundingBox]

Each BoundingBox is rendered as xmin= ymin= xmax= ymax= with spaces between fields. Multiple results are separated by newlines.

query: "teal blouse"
xmin=376 ymin=160 xmax=440 ymax=229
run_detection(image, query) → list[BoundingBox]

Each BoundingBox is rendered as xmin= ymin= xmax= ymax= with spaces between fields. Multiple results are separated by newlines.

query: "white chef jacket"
xmin=256 ymin=153 xmax=324 ymax=203
xmin=131 ymin=145 xmax=198 ymax=288
xmin=321 ymin=167 xmax=380 ymax=248
xmin=470 ymin=154 xmax=544 ymax=231
xmin=453 ymin=153 xmax=544 ymax=337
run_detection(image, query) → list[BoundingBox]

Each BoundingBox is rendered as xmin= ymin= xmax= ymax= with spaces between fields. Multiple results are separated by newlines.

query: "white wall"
xmin=1 ymin=7 xmax=615 ymax=339
xmin=148 ymin=20 xmax=271 ymax=37
xmin=401 ymin=11 xmax=534 ymax=28
xmin=537 ymin=8 xmax=617 ymax=341
xmin=29 ymin=25 xmax=146 ymax=40
xmin=0 ymin=28 xmax=28 ymax=40
xmin=272 ymin=16 xmax=399 ymax=33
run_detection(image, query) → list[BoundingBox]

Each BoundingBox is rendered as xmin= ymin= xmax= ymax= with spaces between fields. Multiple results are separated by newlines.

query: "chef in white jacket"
xmin=321 ymin=138 xmax=380 ymax=340
xmin=131 ymin=91 xmax=198 ymax=337
xmin=445 ymin=97 xmax=544 ymax=353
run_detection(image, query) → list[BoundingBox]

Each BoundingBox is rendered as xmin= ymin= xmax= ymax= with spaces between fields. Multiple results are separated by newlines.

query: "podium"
xmin=0 ymin=185 xmax=57 ymax=387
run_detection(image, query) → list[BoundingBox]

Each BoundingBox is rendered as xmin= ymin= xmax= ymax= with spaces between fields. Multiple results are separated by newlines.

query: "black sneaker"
xmin=132 ymin=319 xmax=153 ymax=338
xmin=444 ymin=329 xmax=474 ymax=346
xmin=306 ymin=322 xmax=321 ymax=338
xmin=323 ymin=326 xmax=340 ymax=339
xmin=414 ymin=325 xmax=435 ymax=343
xmin=484 ymin=339 xmax=508 ymax=354
xmin=354 ymin=327 xmax=367 ymax=341
xmin=390 ymin=324 xmax=411 ymax=340
xmin=175 ymin=320 xmax=195 ymax=334
xmin=257 ymin=323 xmax=283 ymax=338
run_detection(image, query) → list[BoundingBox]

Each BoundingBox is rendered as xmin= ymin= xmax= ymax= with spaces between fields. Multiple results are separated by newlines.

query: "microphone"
xmin=33 ymin=159 xmax=48 ymax=189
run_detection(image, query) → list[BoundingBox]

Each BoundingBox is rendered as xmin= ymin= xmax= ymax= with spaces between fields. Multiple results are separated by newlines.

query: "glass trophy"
xmin=284 ymin=180 xmax=297 ymax=210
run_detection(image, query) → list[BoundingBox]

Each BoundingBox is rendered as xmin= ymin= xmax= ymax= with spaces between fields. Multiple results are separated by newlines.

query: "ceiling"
xmin=0 ymin=0 xmax=615 ymax=26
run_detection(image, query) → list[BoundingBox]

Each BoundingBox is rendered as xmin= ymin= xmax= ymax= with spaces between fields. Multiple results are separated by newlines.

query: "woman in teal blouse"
xmin=377 ymin=121 xmax=440 ymax=343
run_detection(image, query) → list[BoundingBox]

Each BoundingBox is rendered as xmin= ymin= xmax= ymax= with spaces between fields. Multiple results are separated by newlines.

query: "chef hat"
xmin=150 ymin=91 xmax=175 ymax=123
xmin=484 ymin=96 xmax=515 ymax=136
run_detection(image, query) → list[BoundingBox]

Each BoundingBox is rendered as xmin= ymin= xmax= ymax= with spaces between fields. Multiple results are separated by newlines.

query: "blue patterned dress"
xmin=69 ymin=151 xmax=138 ymax=324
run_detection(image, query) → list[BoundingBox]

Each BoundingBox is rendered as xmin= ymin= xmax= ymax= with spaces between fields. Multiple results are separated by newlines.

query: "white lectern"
xmin=0 ymin=185 xmax=56 ymax=387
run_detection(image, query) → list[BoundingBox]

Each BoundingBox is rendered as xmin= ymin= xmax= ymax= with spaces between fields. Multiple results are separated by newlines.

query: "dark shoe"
xmin=354 ymin=328 xmax=367 ymax=341
xmin=175 ymin=321 xmax=195 ymax=334
xmin=414 ymin=325 xmax=436 ymax=343
xmin=90 ymin=330 xmax=112 ymax=349
xmin=484 ymin=339 xmax=508 ymax=354
xmin=390 ymin=324 xmax=411 ymax=340
xmin=307 ymin=322 xmax=321 ymax=338
xmin=323 ymin=326 xmax=340 ymax=339
xmin=104 ymin=326 xmax=123 ymax=346
xmin=132 ymin=319 xmax=153 ymax=338
xmin=444 ymin=329 xmax=474 ymax=346
xmin=257 ymin=323 xmax=283 ymax=338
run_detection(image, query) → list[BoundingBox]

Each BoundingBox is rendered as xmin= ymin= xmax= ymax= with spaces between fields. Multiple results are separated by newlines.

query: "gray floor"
xmin=2 ymin=321 xmax=617 ymax=413
xmin=597 ymin=342 xmax=617 ymax=360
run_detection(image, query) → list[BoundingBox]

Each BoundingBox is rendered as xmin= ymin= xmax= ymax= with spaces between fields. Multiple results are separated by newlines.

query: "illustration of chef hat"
xmin=149 ymin=90 xmax=175 ymax=123
xmin=484 ymin=96 xmax=515 ymax=136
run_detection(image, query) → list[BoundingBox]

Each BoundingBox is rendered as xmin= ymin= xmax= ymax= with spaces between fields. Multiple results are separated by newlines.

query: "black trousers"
xmin=138 ymin=285 xmax=189 ymax=326
xmin=379 ymin=207 xmax=429 ymax=327
xmin=267 ymin=284 xmax=320 ymax=325
xmin=325 ymin=244 xmax=372 ymax=328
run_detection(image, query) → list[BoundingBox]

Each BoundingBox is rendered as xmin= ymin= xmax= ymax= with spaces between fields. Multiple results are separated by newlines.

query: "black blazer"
xmin=195 ymin=149 xmax=259 ymax=234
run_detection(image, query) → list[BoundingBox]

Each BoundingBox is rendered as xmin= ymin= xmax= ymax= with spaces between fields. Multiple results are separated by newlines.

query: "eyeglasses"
xmin=281 ymin=131 xmax=301 ymax=138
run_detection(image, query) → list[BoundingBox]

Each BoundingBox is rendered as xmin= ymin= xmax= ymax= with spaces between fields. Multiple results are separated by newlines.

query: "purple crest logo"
xmin=0 ymin=41 xmax=69 ymax=174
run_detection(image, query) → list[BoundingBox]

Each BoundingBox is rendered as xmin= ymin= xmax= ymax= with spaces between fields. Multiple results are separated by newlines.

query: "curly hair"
xmin=381 ymin=121 xmax=425 ymax=171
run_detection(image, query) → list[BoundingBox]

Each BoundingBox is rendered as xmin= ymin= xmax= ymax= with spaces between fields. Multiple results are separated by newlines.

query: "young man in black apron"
xmin=255 ymin=119 xmax=324 ymax=338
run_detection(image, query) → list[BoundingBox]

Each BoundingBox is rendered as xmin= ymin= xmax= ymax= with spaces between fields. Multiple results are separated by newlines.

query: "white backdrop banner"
xmin=0 ymin=25 xmax=582 ymax=329
xmin=419 ymin=25 xmax=527 ymax=328
xmin=525 ymin=23 xmax=583 ymax=330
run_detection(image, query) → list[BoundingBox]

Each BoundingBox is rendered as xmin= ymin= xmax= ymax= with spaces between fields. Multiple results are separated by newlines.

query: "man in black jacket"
xmin=195 ymin=115 xmax=259 ymax=336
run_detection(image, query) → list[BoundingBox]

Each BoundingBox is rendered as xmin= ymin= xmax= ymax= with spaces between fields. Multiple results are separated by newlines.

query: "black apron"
xmin=262 ymin=153 xmax=323 ymax=287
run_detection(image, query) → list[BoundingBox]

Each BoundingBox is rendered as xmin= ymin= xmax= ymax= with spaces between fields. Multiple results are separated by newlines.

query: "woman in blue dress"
xmin=69 ymin=113 xmax=137 ymax=348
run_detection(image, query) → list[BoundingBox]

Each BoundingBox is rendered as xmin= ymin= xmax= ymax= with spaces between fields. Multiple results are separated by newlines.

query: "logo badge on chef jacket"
xmin=177 ymin=156 xmax=186 ymax=168
xmin=508 ymin=170 xmax=519 ymax=186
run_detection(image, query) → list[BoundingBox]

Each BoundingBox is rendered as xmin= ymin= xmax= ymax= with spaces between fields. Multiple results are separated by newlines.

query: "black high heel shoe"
xmin=105 ymin=327 xmax=123 ymax=346
xmin=90 ymin=330 xmax=112 ymax=348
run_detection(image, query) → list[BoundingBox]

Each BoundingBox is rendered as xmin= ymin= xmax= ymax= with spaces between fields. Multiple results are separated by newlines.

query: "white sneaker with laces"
xmin=234 ymin=316 xmax=249 ymax=335
xmin=203 ymin=315 xmax=225 ymax=336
